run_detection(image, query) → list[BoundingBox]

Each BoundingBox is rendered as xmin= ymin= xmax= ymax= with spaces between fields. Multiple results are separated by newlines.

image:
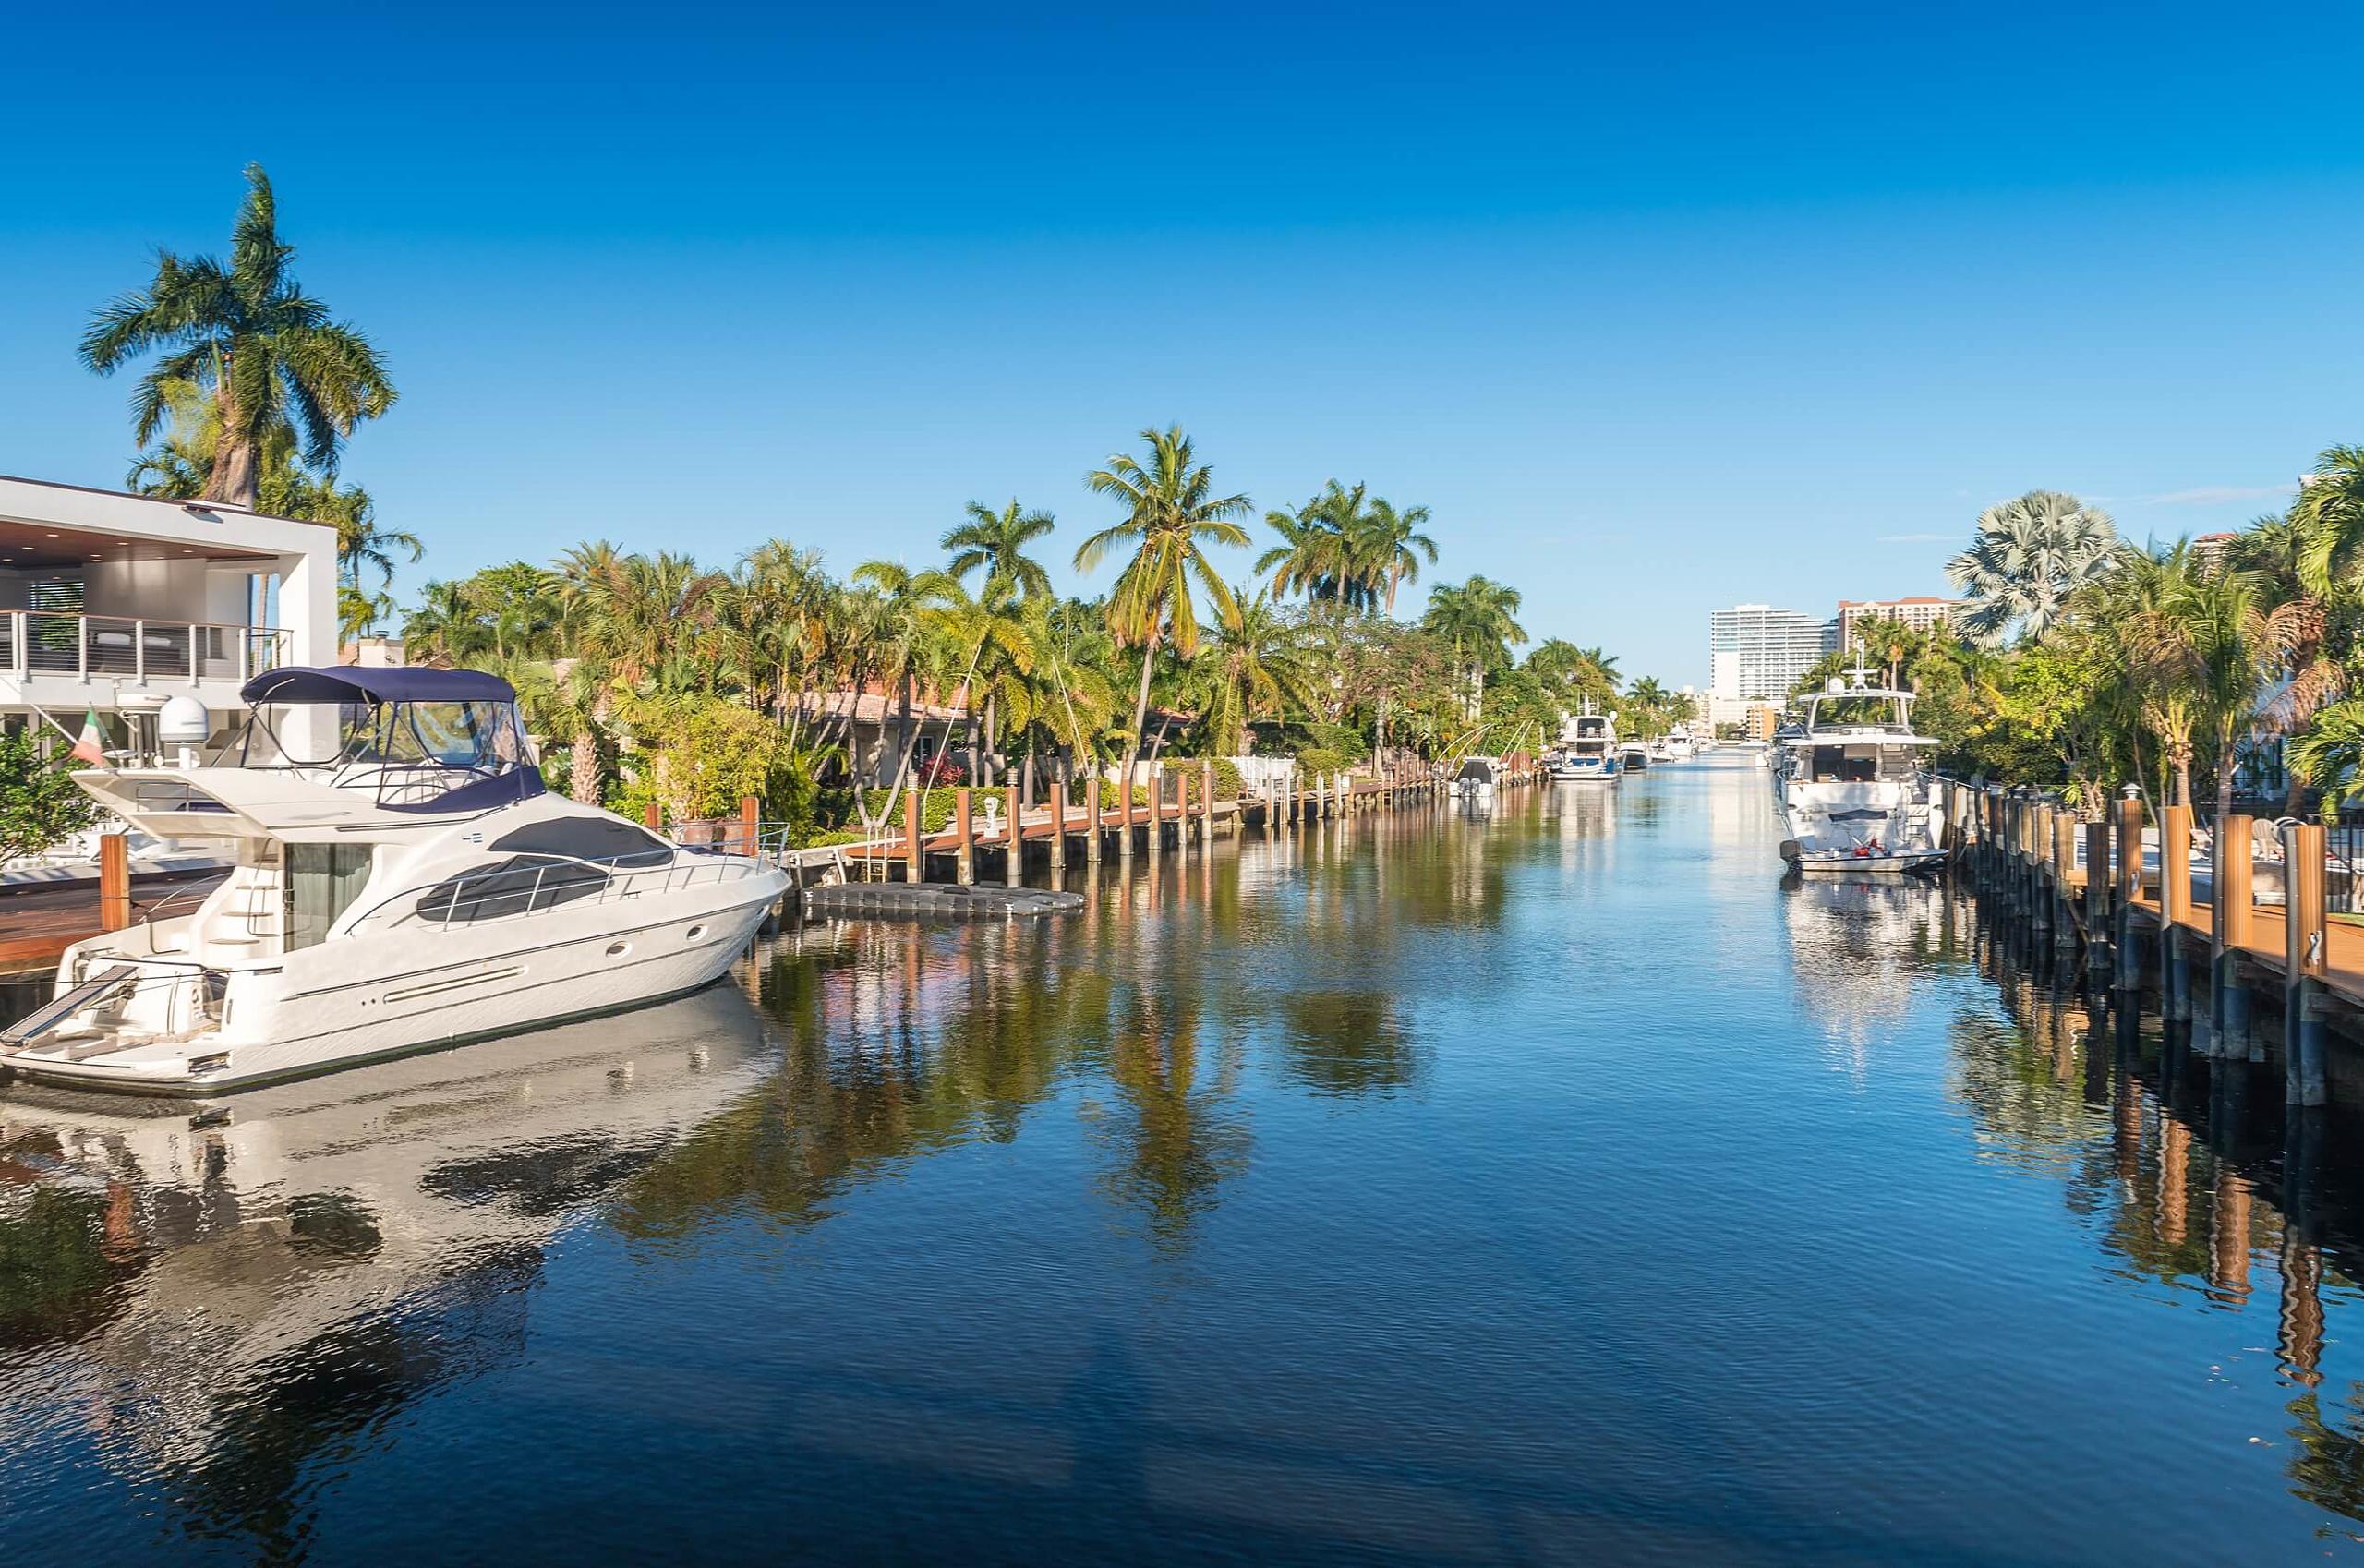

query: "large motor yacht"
xmin=0 ymin=666 xmax=789 ymax=1094
xmin=1774 ymin=661 xmax=1946 ymax=876
xmin=1550 ymin=706 xmax=1621 ymax=782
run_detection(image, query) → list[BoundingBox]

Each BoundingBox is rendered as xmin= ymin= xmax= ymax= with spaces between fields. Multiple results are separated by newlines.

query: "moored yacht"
xmin=1774 ymin=660 xmax=1946 ymax=876
xmin=0 ymin=666 xmax=790 ymax=1094
xmin=1550 ymin=706 xmax=1620 ymax=782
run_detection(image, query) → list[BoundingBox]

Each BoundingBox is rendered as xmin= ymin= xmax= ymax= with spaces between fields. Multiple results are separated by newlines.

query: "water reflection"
xmin=1931 ymin=905 xmax=2364 ymax=1530
xmin=21 ymin=776 xmax=2364 ymax=1561
xmin=0 ymin=988 xmax=775 ymax=1557
xmin=1780 ymin=873 xmax=1960 ymax=1073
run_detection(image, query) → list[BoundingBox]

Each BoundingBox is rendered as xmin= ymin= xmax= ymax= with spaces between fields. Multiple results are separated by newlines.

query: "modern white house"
xmin=0 ymin=474 xmax=336 ymax=759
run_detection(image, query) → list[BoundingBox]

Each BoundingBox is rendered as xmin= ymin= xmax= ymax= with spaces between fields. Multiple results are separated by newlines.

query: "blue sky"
xmin=5 ymin=2 xmax=2359 ymax=683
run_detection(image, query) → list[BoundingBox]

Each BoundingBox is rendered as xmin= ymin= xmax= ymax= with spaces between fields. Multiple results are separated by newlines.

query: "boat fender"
xmin=1778 ymin=838 xmax=1803 ymax=862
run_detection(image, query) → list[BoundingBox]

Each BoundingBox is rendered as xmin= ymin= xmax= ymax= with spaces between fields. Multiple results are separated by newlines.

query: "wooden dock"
xmin=1937 ymin=779 xmax=2351 ymax=1104
xmin=674 ymin=757 xmax=1539 ymax=893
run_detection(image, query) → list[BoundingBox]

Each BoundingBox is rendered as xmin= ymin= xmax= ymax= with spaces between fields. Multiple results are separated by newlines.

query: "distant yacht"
xmin=1550 ymin=704 xmax=1620 ymax=782
xmin=1617 ymin=739 xmax=1650 ymax=772
xmin=1773 ymin=655 xmax=1946 ymax=876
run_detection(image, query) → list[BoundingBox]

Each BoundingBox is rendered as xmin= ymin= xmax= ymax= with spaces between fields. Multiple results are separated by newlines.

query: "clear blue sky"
xmin=5 ymin=1 xmax=2358 ymax=684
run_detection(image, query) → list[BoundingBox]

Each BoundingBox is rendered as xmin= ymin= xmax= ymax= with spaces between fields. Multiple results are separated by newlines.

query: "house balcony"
xmin=0 ymin=611 xmax=290 ymax=689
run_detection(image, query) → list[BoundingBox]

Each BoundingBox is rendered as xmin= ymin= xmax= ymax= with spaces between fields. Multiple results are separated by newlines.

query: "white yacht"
xmin=1657 ymin=724 xmax=1696 ymax=764
xmin=1617 ymin=740 xmax=1650 ymax=772
xmin=0 ymin=666 xmax=790 ymax=1094
xmin=1551 ymin=706 xmax=1620 ymax=782
xmin=1774 ymin=661 xmax=1946 ymax=876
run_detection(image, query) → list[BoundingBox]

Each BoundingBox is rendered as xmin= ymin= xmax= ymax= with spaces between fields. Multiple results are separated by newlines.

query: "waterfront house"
xmin=0 ymin=474 xmax=337 ymax=758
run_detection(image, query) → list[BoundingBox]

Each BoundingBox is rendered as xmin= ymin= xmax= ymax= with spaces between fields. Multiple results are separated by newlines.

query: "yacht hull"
xmin=0 ymin=879 xmax=781 ymax=1096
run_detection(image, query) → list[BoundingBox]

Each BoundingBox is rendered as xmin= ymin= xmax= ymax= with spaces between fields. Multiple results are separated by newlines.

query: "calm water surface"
xmin=6 ymin=759 xmax=2364 ymax=1564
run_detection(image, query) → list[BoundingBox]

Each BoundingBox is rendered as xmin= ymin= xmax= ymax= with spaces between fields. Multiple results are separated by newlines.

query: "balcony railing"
xmin=0 ymin=613 xmax=290 ymax=684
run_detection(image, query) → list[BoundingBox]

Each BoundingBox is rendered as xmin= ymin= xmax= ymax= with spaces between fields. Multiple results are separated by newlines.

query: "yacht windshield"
xmin=1810 ymin=694 xmax=1910 ymax=730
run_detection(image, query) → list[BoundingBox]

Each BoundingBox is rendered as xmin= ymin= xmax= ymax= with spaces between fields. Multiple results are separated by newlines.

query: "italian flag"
xmin=68 ymin=708 xmax=105 ymax=766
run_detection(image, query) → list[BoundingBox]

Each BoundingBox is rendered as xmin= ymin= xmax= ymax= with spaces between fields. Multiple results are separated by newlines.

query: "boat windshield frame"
xmin=229 ymin=696 xmax=543 ymax=811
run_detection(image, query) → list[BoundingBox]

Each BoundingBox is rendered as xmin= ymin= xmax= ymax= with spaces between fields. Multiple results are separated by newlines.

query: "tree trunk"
xmin=2217 ymin=721 xmax=2238 ymax=828
xmin=202 ymin=430 xmax=260 ymax=509
xmin=569 ymin=730 xmax=600 ymax=804
xmin=1119 ymin=627 xmax=1161 ymax=790
xmin=898 ymin=672 xmax=913 ymax=774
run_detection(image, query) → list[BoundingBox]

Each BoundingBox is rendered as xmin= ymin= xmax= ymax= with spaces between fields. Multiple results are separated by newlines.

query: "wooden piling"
xmin=1176 ymin=770 xmax=1190 ymax=864
xmin=904 ymin=790 xmax=923 ymax=883
xmin=1201 ymin=759 xmax=1216 ymax=845
xmin=2211 ymin=814 xmax=2254 ymax=1058
xmin=644 ymin=802 xmax=663 ymax=833
xmin=1048 ymin=781 xmax=1067 ymax=877
xmin=1005 ymin=784 xmax=1022 ymax=887
xmin=1086 ymin=776 xmax=1103 ymax=864
xmin=98 ymin=833 xmax=129 ymax=933
xmin=2285 ymin=819 xmax=2329 ymax=1106
xmin=2084 ymin=818 xmax=2113 ymax=980
xmin=2115 ymin=793 xmax=2144 ymax=992
xmin=956 ymin=788 xmax=975 ymax=885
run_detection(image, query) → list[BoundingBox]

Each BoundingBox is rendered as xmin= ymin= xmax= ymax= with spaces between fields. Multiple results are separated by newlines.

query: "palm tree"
xmin=79 ymin=163 xmax=395 ymax=509
xmin=1194 ymin=586 xmax=1312 ymax=756
xmin=2288 ymin=701 xmax=2364 ymax=819
xmin=1257 ymin=481 xmax=1369 ymax=608
xmin=1421 ymin=577 xmax=1527 ymax=718
xmin=1077 ymin=426 xmax=1252 ymax=781
xmin=1946 ymin=490 xmax=2118 ymax=645
xmin=403 ymin=580 xmax=489 ymax=664
xmin=943 ymin=500 xmax=1055 ymax=601
xmin=921 ymin=574 xmax=1036 ymax=785
xmin=325 ymin=489 xmax=421 ymax=640
xmin=1354 ymin=498 xmax=1439 ymax=614
xmin=850 ymin=559 xmax=943 ymax=784
xmin=2117 ymin=543 xmax=2305 ymax=814
xmin=2283 ymin=446 xmax=2364 ymax=597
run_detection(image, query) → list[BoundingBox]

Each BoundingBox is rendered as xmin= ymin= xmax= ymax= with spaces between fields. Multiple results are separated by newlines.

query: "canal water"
xmin=5 ymin=758 xmax=2363 ymax=1565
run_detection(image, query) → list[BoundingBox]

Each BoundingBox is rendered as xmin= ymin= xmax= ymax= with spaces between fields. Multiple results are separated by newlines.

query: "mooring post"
xmin=1118 ymin=770 xmax=1135 ymax=862
xmin=1085 ymin=775 xmax=1103 ymax=864
xmin=2084 ymin=817 xmax=2113 ymax=982
xmin=99 ymin=832 xmax=129 ymax=933
xmin=955 ymin=788 xmax=975 ymax=885
xmin=2285 ymin=819 xmax=2330 ymax=1106
xmin=644 ymin=802 xmax=663 ymax=834
xmin=1048 ymin=780 xmax=1067 ymax=878
xmin=1004 ymin=784 xmax=1022 ymax=887
xmin=2160 ymin=802 xmax=2194 ymax=1020
xmin=2029 ymin=798 xmax=2054 ymax=939
xmin=2115 ymin=790 xmax=2144 ymax=992
xmin=904 ymin=789 xmax=923 ymax=883
xmin=1201 ymin=759 xmax=1216 ymax=845
xmin=1176 ymin=769 xmax=1192 ymax=863
xmin=2213 ymin=814 xmax=2254 ymax=1060
xmin=740 ymin=794 xmax=761 ymax=858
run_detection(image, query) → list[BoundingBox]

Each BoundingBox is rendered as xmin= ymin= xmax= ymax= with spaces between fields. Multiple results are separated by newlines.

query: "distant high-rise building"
xmin=1836 ymin=596 xmax=1965 ymax=649
xmin=1708 ymin=604 xmax=1831 ymax=702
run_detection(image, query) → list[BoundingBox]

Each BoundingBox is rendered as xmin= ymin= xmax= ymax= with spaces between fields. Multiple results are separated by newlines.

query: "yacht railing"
xmin=347 ymin=828 xmax=791 ymax=934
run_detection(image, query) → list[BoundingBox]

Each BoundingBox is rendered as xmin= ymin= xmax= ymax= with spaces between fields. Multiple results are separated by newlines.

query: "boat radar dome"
xmin=158 ymin=694 xmax=209 ymax=745
xmin=1824 ymin=676 xmax=1845 ymax=695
